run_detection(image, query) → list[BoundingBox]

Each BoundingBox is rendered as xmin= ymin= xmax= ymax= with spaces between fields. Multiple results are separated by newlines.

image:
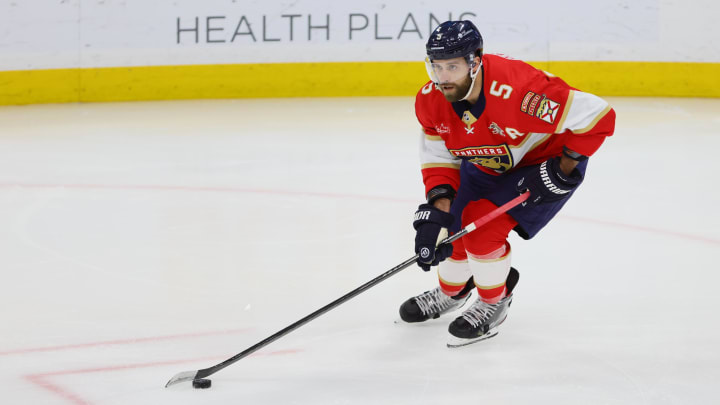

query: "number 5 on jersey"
xmin=489 ymin=81 xmax=513 ymax=99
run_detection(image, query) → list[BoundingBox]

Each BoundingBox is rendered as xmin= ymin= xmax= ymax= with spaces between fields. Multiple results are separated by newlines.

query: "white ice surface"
xmin=0 ymin=97 xmax=719 ymax=404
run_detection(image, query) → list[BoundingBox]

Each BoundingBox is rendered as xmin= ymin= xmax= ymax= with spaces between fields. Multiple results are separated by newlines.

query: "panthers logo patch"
xmin=448 ymin=145 xmax=513 ymax=172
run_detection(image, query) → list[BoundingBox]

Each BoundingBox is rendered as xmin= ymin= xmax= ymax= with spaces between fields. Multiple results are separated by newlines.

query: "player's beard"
xmin=439 ymin=74 xmax=473 ymax=103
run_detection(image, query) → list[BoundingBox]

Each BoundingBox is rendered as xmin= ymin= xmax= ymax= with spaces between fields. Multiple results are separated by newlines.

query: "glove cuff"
xmin=426 ymin=184 xmax=456 ymax=205
xmin=562 ymin=146 xmax=588 ymax=162
xmin=550 ymin=157 xmax=583 ymax=186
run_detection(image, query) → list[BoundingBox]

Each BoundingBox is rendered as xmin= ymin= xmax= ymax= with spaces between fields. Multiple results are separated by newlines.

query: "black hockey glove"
xmin=413 ymin=204 xmax=455 ymax=271
xmin=516 ymin=156 xmax=583 ymax=205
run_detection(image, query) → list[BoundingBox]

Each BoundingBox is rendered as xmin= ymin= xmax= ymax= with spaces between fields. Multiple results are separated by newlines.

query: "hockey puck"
xmin=192 ymin=378 xmax=212 ymax=389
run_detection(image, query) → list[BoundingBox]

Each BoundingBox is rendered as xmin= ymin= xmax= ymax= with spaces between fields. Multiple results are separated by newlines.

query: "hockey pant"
xmin=437 ymin=160 xmax=589 ymax=303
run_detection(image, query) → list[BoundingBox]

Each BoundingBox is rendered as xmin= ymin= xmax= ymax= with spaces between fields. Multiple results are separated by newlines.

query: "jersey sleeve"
xmin=554 ymin=90 xmax=616 ymax=156
xmin=415 ymin=87 xmax=461 ymax=195
xmin=514 ymin=67 xmax=615 ymax=157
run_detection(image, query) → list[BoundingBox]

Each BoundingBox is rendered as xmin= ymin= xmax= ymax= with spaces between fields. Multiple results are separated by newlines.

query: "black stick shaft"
xmin=184 ymin=193 xmax=527 ymax=381
xmin=195 ymin=252 xmax=426 ymax=379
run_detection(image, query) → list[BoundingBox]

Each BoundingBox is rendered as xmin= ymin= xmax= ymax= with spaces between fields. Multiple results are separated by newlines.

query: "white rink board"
xmin=1 ymin=0 xmax=719 ymax=71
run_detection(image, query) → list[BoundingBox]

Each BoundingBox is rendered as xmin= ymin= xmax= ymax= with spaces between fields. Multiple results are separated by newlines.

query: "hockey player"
xmin=400 ymin=20 xmax=616 ymax=346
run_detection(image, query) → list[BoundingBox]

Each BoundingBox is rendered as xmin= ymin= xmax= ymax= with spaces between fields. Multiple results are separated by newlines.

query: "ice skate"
xmin=447 ymin=268 xmax=519 ymax=347
xmin=399 ymin=286 xmax=472 ymax=323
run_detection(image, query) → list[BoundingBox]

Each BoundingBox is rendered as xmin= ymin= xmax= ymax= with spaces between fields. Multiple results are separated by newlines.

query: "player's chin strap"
xmin=460 ymin=60 xmax=482 ymax=101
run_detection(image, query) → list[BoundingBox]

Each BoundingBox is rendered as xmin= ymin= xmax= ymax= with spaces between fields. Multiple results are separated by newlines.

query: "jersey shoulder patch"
xmin=484 ymin=54 xmax=570 ymax=131
xmin=519 ymin=90 xmax=562 ymax=125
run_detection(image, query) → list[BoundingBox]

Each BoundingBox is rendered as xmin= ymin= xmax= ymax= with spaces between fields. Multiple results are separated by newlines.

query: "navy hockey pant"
xmin=449 ymin=159 xmax=589 ymax=240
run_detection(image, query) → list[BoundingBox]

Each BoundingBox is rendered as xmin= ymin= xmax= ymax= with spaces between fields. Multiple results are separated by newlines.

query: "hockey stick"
xmin=164 ymin=191 xmax=530 ymax=387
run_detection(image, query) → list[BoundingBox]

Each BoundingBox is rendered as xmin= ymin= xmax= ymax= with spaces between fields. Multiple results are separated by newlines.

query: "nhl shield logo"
xmin=461 ymin=110 xmax=478 ymax=134
xmin=461 ymin=111 xmax=477 ymax=126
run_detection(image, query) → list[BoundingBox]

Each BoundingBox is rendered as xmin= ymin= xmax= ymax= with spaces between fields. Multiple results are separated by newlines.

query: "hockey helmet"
xmin=425 ymin=21 xmax=483 ymax=86
xmin=426 ymin=20 xmax=483 ymax=62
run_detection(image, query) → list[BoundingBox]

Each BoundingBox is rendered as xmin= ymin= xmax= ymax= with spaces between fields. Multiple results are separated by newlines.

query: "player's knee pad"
xmin=461 ymin=199 xmax=517 ymax=256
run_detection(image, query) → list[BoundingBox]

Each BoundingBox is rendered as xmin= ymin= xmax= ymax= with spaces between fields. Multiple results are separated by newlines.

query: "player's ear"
xmin=472 ymin=56 xmax=482 ymax=72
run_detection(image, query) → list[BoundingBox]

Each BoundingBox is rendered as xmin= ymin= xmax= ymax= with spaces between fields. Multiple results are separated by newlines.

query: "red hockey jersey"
xmin=416 ymin=53 xmax=616 ymax=195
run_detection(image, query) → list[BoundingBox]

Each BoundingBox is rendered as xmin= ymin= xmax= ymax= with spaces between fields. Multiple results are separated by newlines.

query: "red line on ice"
xmin=0 ymin=182 xmax=412 ymax=203
xmin=25 ymin=374 xmax=92 ymax=405
xmin=24 ymin=349 xmax=302 ymax=405
xmin=0 ymin=328 xmax=252 ymax=356
xmin=29 ymin=349 xmax=301 ymax=377
xmin=1 ymin=181 xmax=717 ymax=246
xmin=561 ymin=215 xmax=720 ymax=246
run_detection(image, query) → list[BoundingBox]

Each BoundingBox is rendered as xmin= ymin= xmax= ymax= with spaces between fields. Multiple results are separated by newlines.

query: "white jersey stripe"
xmin=560 ymin=90 xmax=611 ymax=134
xmin=507 ymin=132 xmax=552 ymax=167
xmin=419 ymin=130 xmax=462 ymax=167
xmin=554 ymin=89 xmax=575 ymax=132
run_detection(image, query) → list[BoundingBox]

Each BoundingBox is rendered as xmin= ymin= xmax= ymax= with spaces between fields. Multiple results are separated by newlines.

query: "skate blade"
xmin=394 ymin=318 xmax=447 ymax=327
xmin=446 ymin=329 xmax=499 ymax=348
xmin=393 ymin=318 xmax=433 ymax=325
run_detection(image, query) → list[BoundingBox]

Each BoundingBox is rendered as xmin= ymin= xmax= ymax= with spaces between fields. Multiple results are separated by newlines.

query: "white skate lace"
xmin=415 ymin=287 xmax=458 ymax=316
xmin=462 ymin=300 xmax=498 ymax=327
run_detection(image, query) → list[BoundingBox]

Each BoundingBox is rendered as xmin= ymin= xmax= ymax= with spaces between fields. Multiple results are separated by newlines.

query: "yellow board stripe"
xmin=535 ymin=61 xmax=720 ymax=98
xmin=0 ymin=62 xmax=428 ymax=105
xmin=1 ymin=61 xmax=719 ymax=106
xmin=0 ymin=69 xmax=81 ymax=105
